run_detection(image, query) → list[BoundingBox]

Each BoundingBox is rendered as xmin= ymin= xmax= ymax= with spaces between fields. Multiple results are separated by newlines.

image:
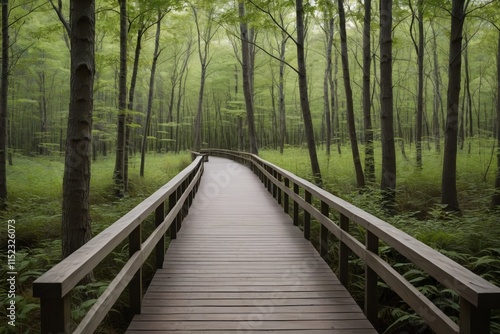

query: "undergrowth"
xmin=0 ymin=152 xmax=190 ymax=332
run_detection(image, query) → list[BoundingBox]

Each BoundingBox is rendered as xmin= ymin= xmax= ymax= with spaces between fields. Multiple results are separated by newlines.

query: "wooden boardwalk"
xmin=126 ymin=157 xmax=376 ymax=333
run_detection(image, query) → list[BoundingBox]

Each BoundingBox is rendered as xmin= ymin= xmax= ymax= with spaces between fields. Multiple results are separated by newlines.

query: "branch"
xmin=246 ymin=0 xmax=298 ymax=46
xmin=48 ymin=0 xmax=70 ymax=37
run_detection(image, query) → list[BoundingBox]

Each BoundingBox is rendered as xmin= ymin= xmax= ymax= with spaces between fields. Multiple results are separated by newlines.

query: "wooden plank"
xmin=127 ymin=157 xmax=375 ymax=333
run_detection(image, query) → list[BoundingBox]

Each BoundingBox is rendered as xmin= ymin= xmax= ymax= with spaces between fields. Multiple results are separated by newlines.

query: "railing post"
xmin=320 ymin=201 xmax=329 ymax=259
xmin=460 ymin=298 xmax=490 ymax=334
xmin=338 ymin=214 xmax=349 ymax=286
xmin=365 ymin=231 xmax=378 ymax=326
xmin=267 ymin=167 xmax=272 ymax=194
xmin=169 ymin=192 xmax=177 ymax=240
xmin=293 ymin=183 xmax=299 ymax=226
xmin=39 ymin=295 xmax=71 ymax=334
xmin=155 ymin=202 xmax=165 ymax=270
xmin=284 ymin=177 xmax=289 ymax=214
xmin=304 ymin=190 xmax=311 ymax=240
xmin=272 ymin=170 xmax=278 ymax=199
xmin=129 ymin=224 xmax=142 ymax=315
xmin=277 ymin=173 xmax=282 ymax=205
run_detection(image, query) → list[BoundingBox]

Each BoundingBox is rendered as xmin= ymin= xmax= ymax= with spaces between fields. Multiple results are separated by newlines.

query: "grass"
xmin=261 ymin=143 xmax=500 ymax=333
xmin=0 ymin=151 xmax=191 ymax=332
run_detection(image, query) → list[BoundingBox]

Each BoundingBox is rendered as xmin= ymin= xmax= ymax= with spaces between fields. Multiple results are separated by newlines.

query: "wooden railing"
xmin=33 ymin=156 xmax=205 ymax=334
xmin=203 ymin=148 xmax=500 ymax=334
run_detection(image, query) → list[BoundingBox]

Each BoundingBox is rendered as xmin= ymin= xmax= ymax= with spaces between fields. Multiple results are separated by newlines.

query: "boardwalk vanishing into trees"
xmin=33 ymin=150 xmax=500 ymax=334
xmin=126 ymin=157 xmax=375 ymax=333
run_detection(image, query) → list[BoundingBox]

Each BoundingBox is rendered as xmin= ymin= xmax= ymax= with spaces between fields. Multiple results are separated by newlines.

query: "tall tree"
xmin=492 ymin=29 xmax=500 ymax=208
xmin=363 ymin=0 xmax=375 ymax=182
xmin=140 ymin=11 xmax=164 ymax=177
xmin=239 ymin=0 xmax=258 ymax=155
xmin=0 ymin=0 xmax=8 ymax=210
xmin=442 ymin=0 xmax=467 ymax=212
xmin=295 ymin=0 xmax=321 ymax=183
xmin=380 ymin=0 xmax=396 ymax=205
xmin=113 ymin=0 xmax=127 ymax=197
xmin=191 ymin=2 xmax=218 ymax=152
xmin=431 ymin=20 xmax=442 ymax=153
xmin=338 ymin=0 xmax=365 ymax=188
xmin=409 ymin=0 xmax=425 ymax=169
xmin=62 ymin=0 xmax=95 ymax=258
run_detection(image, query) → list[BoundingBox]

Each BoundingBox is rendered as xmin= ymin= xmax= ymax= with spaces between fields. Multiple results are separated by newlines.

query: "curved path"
xmin=126 ymin=157 xmax=376 ymax=333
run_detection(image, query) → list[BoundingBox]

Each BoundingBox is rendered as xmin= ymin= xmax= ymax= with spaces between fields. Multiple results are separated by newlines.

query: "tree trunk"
xmin=324 ymin=17 xmax=334 ymax=157
xmin=363 ymin=0 xmax=375 ymax=182
xmin=140 ymin=13 xmax=162 ymax=177
xmin=295 ymin=0 xmax=321 ymax=184
xmin=442 ymin=0 xmax=466 ymax=212
xmin=431 ymin=21 xmax=441 ymax=153
xmin=415 ymin=0 xmax=424 ymax=169
xmin=338 ymin=0 xmax=365 ymax=188
xmin=239 ymin=1 xmax=258 ymax=155
xmin=492 ymin=30 xmax=500 ymax=208
xmin=113 ymin=0 xmax=127 ymax=197
xmin=279 ymin=24 xmax=287 ymax=155
xmin=62 ymin=0 xmax=95 ymax=259
xmin=380 ymin=0 xmax=397 ymax=206
xmin=0 ymin=0 xmax=8 ymax=209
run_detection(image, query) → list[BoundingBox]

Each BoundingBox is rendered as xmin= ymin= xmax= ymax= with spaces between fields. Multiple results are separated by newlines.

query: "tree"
xmin=441 ymin=0 xmax=467 ymax=212
xmin=140 ymin=11 xmax=164 ymax=177
xmin=0 ymin=0 xmax=8 ymax=210
xmin=239 ymin=0 xmax=258 ymax=155
xmin=492 ymin=29 xmax=500 ymax=208
xmin=363 ymin=0 xmax=375 ymax=182
xmin=113 ymin=0 xmax=127 ymax=197
xmin=295 ymin=0 xmax=321 ymax=183
xmin=191 ymin=1 xmax=219 ymax=152
xmin=337 ymin=0 xmax=365 ymax=188
xmin=61 ymin=0 xmax=95 ymax=259
xmin=380 ymin=0 xmax=396 ymax=206
xmin=409 ymin=0 xmax=425 ymax=169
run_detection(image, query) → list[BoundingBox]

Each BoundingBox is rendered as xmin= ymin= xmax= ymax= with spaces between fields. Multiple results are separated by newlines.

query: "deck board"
xmin=126 ymin=157 xmax=376 ymax=333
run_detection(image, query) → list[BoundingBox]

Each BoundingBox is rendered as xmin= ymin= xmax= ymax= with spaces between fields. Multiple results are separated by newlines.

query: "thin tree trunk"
xmin=62 ymin=0 xmax=95 ymax=260
xmin=338 ymin=0 xmax=365 ymax=188
xmin=431 ymin=21 xmax=441 ymax=153
xmin=113 ymin=0 xmax=127 ymax=197
xmin=442 ymin=0 xmax=466 ymax=212
xmin=140 ymin=13 xmax=162 ymax=177
xmin=279 ymin=27 xmax=287 ymax=155
xmin=414 ymin=0 xmax=424 ymax=169
xmin=324 ymin=17 xmax=334 ymax=157
xmin=0 ymin=0 xmax=8 ymax=209
xmin=295 ymin=0 xmax=321 ymax=184
xmin=492 ymin=30 xmax=500 ymax=208
xmin=239 ymin=1 xmax=258 ymax=155
xmin=380 ymin=0 xmax=397 ymax=206
xmin=363 ymin=0 xmax=375 ymax=182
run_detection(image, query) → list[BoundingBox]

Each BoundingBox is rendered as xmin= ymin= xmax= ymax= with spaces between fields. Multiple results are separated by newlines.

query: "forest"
xmin=0 ymin=0 xmax=500 ymax=333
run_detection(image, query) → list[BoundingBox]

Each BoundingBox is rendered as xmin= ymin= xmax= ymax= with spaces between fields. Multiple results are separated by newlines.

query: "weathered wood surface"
xmin=127 ymin=157 xmax=376 ymax=333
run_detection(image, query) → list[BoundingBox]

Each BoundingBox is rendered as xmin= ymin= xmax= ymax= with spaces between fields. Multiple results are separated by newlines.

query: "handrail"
xmin=33 ymin=156 xmax=205 ymax=333
xmin=203 ymin=148 xmax=500 ymax=334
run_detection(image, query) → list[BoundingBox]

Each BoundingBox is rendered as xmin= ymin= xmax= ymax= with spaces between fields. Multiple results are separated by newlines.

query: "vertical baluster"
xmin=460 ymin=298 xmax=490 ymax=334
xmin=338 ymin=214 xmax=349 ymax=286
xmin=284 ymin=178 xmax=289 ymax=214
xmin=365 ymin=231 xmax=378 ymax=325
xmin=169 ymin=192 xmax=177 ymax=240
xmin=129 ymin=224 xmax=142 ymax=315
xmin=155 ymin=202 xmax=165 ymax=269
xmin=320 ymin=201 xmax=329 ymax=259
xmin=293 ymin=183 xmax=299 ymax=226
xmin=304 ymin=190 xmax=311 ymax=240
xmin=39 ymin=295 xmax=71 ymax=334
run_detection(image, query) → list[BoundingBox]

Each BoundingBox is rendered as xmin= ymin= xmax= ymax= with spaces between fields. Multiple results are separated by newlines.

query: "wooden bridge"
xmin=34 ymin=149 xmax=500 ymax=333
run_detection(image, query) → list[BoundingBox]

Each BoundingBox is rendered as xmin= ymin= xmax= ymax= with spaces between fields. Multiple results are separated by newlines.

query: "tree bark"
xmin=380 ymin=0 xmax=397 ymax=206
xmin=62 ymin=0 xmax=95 ymax=259
xmin=324 ymin=17 xmax=334 ymax=157
xmin=415 ymin=0 xmax=424 ymax=169
xmin=113 ymin=0 xmax=127 ymax=197
xmin=338 ymin=0 xmax=365 ymax=188
xmin=279 ymin=29 xmax=287 ymax=155
xmin=239 ymin=1 xmax=258 ymax=155
xmin=363 ymin=0 xmax=375 ymax=182
xmin=442 ymin=0 xmax=466 ymax=212
xmin=0 ymin=0 xmax=8 ymax=209
xmin=140 ymin=13 xmax=162 ymax=177
xmin=431 ymin=21 xmax=442 ymax=153
xmin=295 ymin=0 xmax=321 ymax=184
xmin=492 ymin=30 xmax=500 ymax=208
